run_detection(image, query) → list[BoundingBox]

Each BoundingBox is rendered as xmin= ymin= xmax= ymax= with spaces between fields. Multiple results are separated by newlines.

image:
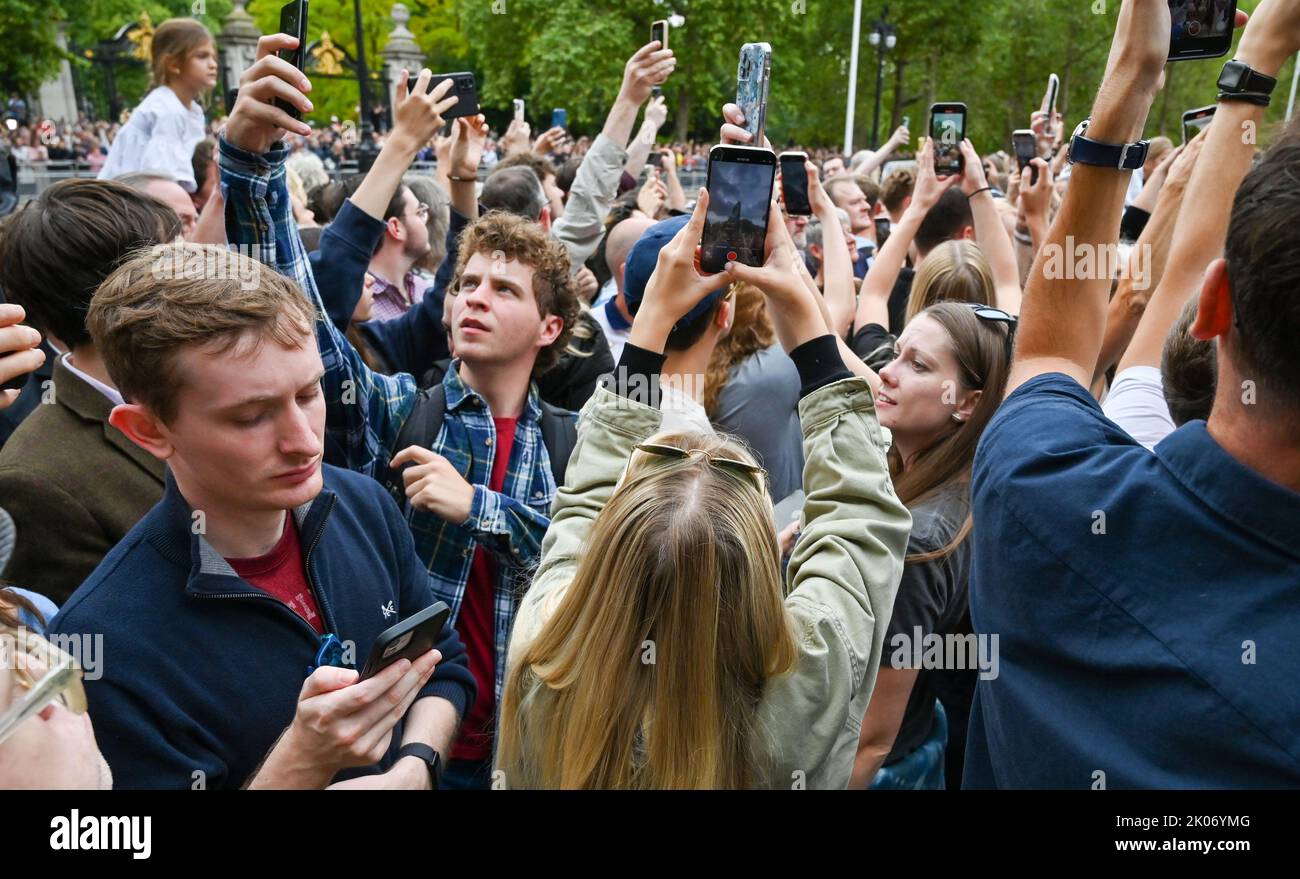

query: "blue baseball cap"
xmin=622 ymin=214 xmax=731 ymax=332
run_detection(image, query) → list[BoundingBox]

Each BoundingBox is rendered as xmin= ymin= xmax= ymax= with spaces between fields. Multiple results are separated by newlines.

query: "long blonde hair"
xmin=904 ymin=239 xmax=994 ymax=325
xmin=496 ymin=431 xmax=799 ymax=788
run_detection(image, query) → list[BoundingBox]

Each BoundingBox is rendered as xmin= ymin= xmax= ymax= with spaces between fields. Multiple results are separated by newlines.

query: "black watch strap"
xmin=1217 ymin=59 xmax=1277 ymax=107
xmin=1067 ymin=120 xmax=1148 ymax=171
xmin=397 ymin=742 xmax=443 ymax=788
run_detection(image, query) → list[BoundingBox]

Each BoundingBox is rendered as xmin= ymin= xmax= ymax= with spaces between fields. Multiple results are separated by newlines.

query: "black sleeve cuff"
xmin=610 ymin=342 xmax=666 ymax=405
xmin=790 ymin=333 xmax=853 ymax=398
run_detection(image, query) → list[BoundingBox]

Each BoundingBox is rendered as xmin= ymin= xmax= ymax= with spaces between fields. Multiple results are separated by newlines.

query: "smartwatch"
xmin=397 ymin=742 xmax=443 ymax=789
xmin=1067 ymin=119 xmax=1148 ymax=171
xmin=1217 ymin=59 xmax=1277 ymax=107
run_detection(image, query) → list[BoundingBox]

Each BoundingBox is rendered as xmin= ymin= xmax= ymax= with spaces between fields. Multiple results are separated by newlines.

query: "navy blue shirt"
xmin=964 ymin=374 xmax=1300 ymax=789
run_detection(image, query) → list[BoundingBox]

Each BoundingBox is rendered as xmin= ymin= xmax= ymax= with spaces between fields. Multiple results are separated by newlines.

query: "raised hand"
xmin=0 ymin=304 xmax=44 ymax=409
xmin=388 ymin=69 xmax=458 ymax=155
xmin=619 ymin=43 xmax=676 ymax=107
xmin=226 ymin=34 xmax=314 ymax=154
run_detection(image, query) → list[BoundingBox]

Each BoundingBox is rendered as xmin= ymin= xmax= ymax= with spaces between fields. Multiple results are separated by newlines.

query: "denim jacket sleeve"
xmin=218 ymin=136 xmax=417 ymax=478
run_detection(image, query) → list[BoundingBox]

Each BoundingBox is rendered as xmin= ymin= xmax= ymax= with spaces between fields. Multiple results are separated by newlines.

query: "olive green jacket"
xmin=503 ymin=376 xmax=911 ymax=788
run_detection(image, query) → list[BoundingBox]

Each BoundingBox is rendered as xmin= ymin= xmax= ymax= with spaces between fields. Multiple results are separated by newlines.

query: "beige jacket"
xmin=503 ymin=376 xmax=911 ymax=788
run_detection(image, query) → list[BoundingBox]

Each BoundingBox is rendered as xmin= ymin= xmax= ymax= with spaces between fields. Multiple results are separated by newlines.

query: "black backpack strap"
xmin=537 ymin=401 xmax=578 ymax=488
xmin=382 ymin=383 xmax=448 ymax=506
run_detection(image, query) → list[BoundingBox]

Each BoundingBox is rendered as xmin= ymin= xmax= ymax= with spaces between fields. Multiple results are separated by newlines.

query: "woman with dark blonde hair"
xmin=98 ymin=18 xmax=218 ymax=191
xmin=497 ymin=195 xmax=911 ymax=789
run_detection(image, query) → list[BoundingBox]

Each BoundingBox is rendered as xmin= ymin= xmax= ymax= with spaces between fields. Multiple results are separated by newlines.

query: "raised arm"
xmin=623 ymin=95 xmax=669 ymax=179
xmin=1007 ymin=0 xmax=1175 ymax=395
xmin=853 ymin=138 xmax=958 ymax=333
xmin=808 ymin=161 xmax=856 ymax=338
xmin=959 ymin=139 xmax=1022 ymax=314
xmin=1096 ymin=134 xmax=1201 ymax=380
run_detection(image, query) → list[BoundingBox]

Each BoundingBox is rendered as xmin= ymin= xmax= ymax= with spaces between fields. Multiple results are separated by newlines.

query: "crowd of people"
xmin=0 ymin=0 xmax=1297 ymax=791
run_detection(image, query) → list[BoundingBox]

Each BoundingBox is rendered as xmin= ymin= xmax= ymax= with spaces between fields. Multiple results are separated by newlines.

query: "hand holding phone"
xmin=360 ymin=601 xmax=451 ymax=680
xmin=425 ymin=72 xmax=479 ymax=119
xmin=651 ymin=19 xmax=669 ymax=51
xmin=735 ymin=43 xmax=773 ymax=145
xmin=1012 ymin=129 xmax=1038 ymax=185
xmin=1168 ymin=0 xmax=1237 ymax=61
xmin=702 ymin=144 xmax=777 ymax=272
xmin=779 ymin=151 xmax=812 ymax=216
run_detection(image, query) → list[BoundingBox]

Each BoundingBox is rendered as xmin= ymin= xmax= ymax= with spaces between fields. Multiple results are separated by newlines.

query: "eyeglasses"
xmin=633 ymin=442 xmax=767 ymax=492
xmin=408 ymin=202 xmax=430 ymax=221
xmin=0 ymin=627 xmax=87 ymax=746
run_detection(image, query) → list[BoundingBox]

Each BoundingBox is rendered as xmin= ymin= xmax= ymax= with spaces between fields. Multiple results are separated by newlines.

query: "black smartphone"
xmin=702 ymin=144 xmax=776 ymax=273
xmin=551 ymin=108 xmax=568 ymax=130
xmin=1012 ymin=128 xmax=1038 ymax=185
xmin=1182 ymin=103 xmax=1216 ymax=143
xmin=736 ymin=42 xmax=773 ymax=145
xmin=1168 ymin=0 xmax=1237 ymax=62
xmin=651 ymin=19 xmax=669 ymax=51
xmin=275 ymin=0 xmax=308 ymax=120
xmin=360 ymin=601 xmax=451 ymax=680
xmin=426 ymin=72 xmax=479 ymax=119
xmin=779 ymin=150 xmax=811 ymax=216
xmin=874 ymin=216 xmax=891 ymax=248
xmin=930 ymin=102 xmax=967 ymax=176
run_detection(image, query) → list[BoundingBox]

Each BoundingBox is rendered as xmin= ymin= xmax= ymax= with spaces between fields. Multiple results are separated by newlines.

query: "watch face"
xmin=1219 ymin=62 xmax=1246 ymax=90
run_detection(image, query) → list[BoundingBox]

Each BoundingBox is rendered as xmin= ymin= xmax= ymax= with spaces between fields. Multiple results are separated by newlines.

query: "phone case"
xmin=428 ymin=73 xmax=479 ymax=119
xmin=736 ymin=43 xmax=772 ymax=144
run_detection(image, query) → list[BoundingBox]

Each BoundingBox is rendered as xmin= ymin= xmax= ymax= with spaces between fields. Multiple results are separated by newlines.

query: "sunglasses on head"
xmin=633 ymin=442 xmax=767 ymax=491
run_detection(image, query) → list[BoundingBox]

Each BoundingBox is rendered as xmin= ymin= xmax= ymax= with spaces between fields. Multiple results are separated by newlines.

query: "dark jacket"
xmin=0 ymin=356 xmax=165 ymax=602
xmin=48 ymin=465 xmax=476 ymax=790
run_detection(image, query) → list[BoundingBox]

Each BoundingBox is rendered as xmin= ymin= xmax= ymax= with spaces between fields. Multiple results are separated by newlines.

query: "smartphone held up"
xmin=779 ymin=151 xmax=812 ymax=216
xmin=275 ymin=0 xmax=309 ymax=120
xmin=702 ymin=145 xmax=776 ymax=274
xmin=930 ymin=102 xmax=967 ymax=176
xmin=1168 ymin=0 xmax=1237 ymax=61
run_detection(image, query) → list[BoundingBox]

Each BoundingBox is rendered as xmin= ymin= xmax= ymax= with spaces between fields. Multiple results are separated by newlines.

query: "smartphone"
xmin=651 ymin=19 xmax=669 ymax=51
xmin=1012 ymin=128 xmax=1038 ymax=185
xmin=513 ymin=98 xmax=525 ymax=123
xmin=929 ymin=102 xmax=967 ymax=176
xmin=426 ymin=72 xmax=479 ymax=119
xmin=736 ymin=42 xmax=773 ymax=145
xmin=359 ymin=601 xmax=451 ymax=680
xmin=902 ymin=115 xmax=910 ymax=131
xmin=874 ymin=216 xmax=891 ymax=248
xmin=1182 ymin=103 xmax=1216 ymax=143
xmin=779 ymin=151 xmax=811 ymax=216
xmin=1168 ymin=0 xmax=1237 ymax=61
xmin=1042 ymin=73 xmax=1059 ymax=137
xmin=274 ymin=0 xmax=309 ymax=120
xmin=702 ymin=144 xmax=776 ymax=273
xmin=551 ymin=108 xmax=568 ymax=130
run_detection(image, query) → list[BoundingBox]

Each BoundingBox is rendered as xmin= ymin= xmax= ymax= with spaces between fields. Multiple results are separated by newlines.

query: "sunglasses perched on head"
xmin=964 ymin=302 xmax=1017 ymax=374
xmin=633 ymin=442 xmax=767 ymax=491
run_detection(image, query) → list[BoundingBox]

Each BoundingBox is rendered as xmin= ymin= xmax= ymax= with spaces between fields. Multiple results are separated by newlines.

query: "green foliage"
xmin=22 ymin=0 xmax=1298 ymax=150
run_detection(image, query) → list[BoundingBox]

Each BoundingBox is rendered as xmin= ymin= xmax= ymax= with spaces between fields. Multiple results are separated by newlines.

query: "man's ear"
xmin=536 ymin=312 xmax=564 ymax=349
xmin=539 ymin=206 xmax=551 ymax=231
xmin=1191 ymin=257 xmax=1232 ymax=341
xmin=108 ymin=403 xmax=174 ymax=462
xmin=386 ymin=216 xmax=405 ymax=242
xmin=959 ymin=225 xmax=976 ymax=241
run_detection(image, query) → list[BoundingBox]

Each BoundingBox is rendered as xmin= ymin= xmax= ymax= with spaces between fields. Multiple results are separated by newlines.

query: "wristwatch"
xmin=1067 ymin=119 xmax=1148 ymax=171
xmin=397 ymin=743 xmax=443 ymax=789
xmin=1217 ymin=59 xmax=1277 ymax=106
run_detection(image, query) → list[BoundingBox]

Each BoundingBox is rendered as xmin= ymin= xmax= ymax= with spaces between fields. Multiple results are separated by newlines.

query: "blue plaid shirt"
xmin=219 ymin=137 xmax=559 ymax=702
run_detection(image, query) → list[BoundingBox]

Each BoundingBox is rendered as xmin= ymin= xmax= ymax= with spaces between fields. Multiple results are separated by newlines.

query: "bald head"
xmin=605 ymin=216 xmax=656 ymax=294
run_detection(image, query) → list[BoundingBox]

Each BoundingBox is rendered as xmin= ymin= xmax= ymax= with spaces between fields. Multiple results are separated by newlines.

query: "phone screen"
xmin=1168 ymin=0 xmax=1236 ymax=61
xmin=652 ymin=21 xmax=667 ymax=49
xmin=552 ymin=108 xmax=568 ymax=129
xmin=874 ymin=217 xmax=891 ymax=248
xmin=780 ymin=154 xmax=811 ymax=216
xmin=1012 ymin=133 xmax=1036 ymax=168
xmin=702 ymin=148 xmax=776 ymax=273
xmin=931 ymin=108 xmax=965 ymax=175
xmin=513 ymin=99 xmax=525 ymax=123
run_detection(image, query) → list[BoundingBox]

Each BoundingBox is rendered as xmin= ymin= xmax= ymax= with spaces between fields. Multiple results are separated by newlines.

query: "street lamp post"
xmin=868 ymin=9 xmax=896 ymax=151
xmin=352 ymin=0 xmax=381 ymax=171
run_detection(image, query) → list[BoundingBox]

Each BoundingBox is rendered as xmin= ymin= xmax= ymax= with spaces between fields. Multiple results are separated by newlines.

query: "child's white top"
xmin=98 ymin=85 xmax=206 ymax=192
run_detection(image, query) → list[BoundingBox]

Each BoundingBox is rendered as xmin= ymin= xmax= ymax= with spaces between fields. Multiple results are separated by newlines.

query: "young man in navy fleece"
xmin=47 ymin=238 xmax=474 ymax=789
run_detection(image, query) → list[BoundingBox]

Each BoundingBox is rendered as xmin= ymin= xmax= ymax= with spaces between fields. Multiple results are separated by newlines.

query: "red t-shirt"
xmin=227 ymin=514 xmax=324 ymax=635
xmin=451 ymin=416 xmax=518 ymax=762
